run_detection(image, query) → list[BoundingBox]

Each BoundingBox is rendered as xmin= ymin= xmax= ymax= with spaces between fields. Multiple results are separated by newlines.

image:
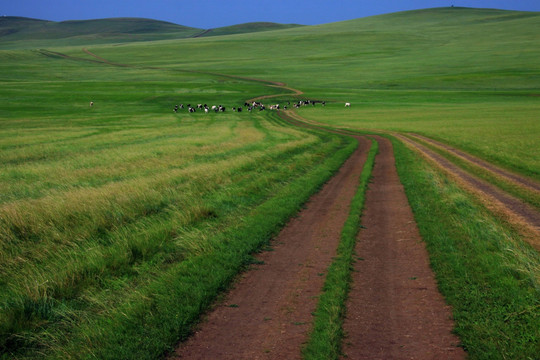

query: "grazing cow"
xmin=237 ymin=107 xmax=242 ymax=112
xmin=204 ymin=108 xmax=209 ymax=113
xmin=345 ymin=102 xmax=351 ymax=107
xmin=90 ymin=101 xmax=94 ymax=107
xmin=189 ymin=107 xmax=196 ymax=113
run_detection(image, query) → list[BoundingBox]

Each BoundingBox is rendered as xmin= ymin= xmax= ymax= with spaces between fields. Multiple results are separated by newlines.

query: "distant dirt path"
xmin=397 ymin=134 xmax=540 ymax=249
xmin=342 ymin=136 xmax=465 ymax=359
xmin=407 ymin=133 xmax=540 ymax=193
xmin=173 ymin=135 xmax=372 ymax=359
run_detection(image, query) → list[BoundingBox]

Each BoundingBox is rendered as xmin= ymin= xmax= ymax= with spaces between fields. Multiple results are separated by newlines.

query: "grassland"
xmin=67 ymin=7 xmax=539 ymax=180
xmin=0 ymin=47 xmax=356 ymax=358
xmin=0 ymin=6 xmax=539 ymax=359
xmin=0 ymin=17 xmax=203 ymax=49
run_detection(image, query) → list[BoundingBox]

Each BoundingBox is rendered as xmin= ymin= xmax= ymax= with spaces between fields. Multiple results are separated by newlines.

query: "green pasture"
xmin=0 ymin=47 xmax=355 ymax=358
xmin=55 ymin=7 xmax=539 ymax=180
xmin=1 ymin=6 xmax=539 ymax=359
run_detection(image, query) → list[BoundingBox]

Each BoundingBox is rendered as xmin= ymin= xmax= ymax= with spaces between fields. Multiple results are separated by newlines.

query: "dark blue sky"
xmin=2 ymin=0 xmax=540 ymax=29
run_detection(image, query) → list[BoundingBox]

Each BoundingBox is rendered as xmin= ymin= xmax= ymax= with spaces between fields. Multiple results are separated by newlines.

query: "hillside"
xmin=85 ymin=7 xmax=539 ymax=92
xmin=0 ymin=17 xmax=304 ymax=48
xmin=0 ymin=16 xmax=202 ymax=48
xmin=199 ymin=22 xmax=304 ymax=37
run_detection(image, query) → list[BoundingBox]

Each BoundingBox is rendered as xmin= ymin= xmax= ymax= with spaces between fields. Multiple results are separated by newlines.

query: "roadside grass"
xmin=303 ymin=137 xmax=378 ymax=359
xmin=47 ymin=120 xmax=357 ymax=360
xmin=393 ymin=138 xmax=540 ymax=359
xmin=0 ymin=108 xmax=355 ymax=358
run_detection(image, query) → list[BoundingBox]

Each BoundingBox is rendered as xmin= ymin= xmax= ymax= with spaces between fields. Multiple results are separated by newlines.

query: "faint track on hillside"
xmin=191 ymin=29 xmax=213 ymax=37
xmin=81 ymin=48 xmax=303 ymax=98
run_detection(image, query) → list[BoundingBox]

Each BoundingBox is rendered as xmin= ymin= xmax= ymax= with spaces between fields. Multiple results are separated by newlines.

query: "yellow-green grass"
xmin=0 ymin=46 xmax=357 ymax=358
xmin=0 ymin=109 xmax=354 ymax=358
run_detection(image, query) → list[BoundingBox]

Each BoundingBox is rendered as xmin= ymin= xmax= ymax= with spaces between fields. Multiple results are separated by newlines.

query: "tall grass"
xmin=0 ymin=108 xmax=355 ymax=358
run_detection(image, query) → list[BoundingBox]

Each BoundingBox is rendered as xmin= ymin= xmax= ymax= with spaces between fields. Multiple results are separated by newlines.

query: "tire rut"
xmin=173 ymin=136 xmax=372 ymax=359
xmin=342 ymin=135 xmax=465 ymax=359
xmin=407 ymin=133 xmax=540 ymax=193
xmin=397 ymin=134 xmax=540 ymax=249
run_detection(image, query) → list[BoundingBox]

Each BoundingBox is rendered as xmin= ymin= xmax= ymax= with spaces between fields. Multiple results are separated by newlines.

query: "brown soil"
xmin=173 ymin=136 xmax=372 ymax=359
xmin=397 ymin=134 xmax=540 ymax=249
xmin=342 ymin=136 xmax=465 ymax=359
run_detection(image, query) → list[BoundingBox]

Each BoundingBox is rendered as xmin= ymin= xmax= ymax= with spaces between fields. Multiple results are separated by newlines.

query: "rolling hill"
xmin=0 ymin=16 xmax=202 ymax=48
xmin=0 ymin=16 xmax=304 ymax=48
xmin=200 ymin=22 xmax=304 ymax=37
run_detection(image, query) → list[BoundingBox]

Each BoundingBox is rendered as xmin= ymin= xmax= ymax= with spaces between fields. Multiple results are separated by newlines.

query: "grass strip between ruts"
xmin=52 ymin=132 xmax=358 ymax=359
xmin=303 ymin=137 xmax=378 ymax=359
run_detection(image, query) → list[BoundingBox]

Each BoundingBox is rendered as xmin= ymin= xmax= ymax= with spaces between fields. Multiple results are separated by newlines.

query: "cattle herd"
xmin=172 ymin=100 xmax=343 ymax=114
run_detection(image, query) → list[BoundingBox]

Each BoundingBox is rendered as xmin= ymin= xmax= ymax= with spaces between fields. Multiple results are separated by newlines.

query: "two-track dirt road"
xmin=342 ymin=136 xmax=464 ymax=359
xmin=173 ymin=128 xmax=466 ymax=359
xmin=174 ymin=135 xmax=372 ymax=359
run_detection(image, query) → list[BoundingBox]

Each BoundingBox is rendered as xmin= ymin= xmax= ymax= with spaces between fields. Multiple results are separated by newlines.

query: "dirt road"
xmin=342 ymin=136 xmax=465 ymax=359
xmin=174 ymin=113 xmax=467 ymax=359
xmin=174 ymin=136 xmax=372 ymax=359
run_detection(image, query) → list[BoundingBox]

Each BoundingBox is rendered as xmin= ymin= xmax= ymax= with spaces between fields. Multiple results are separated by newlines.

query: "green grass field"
xmin=0 ymin=6 xmax=539 ymax=359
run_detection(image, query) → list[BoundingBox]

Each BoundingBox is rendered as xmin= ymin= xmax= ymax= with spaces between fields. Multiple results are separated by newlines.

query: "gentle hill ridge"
xmin=201 ymin=22 xmax=304 ymax=37
xmin=0 ymin=16 xmax=304 ymax=48
xmin=0 ymin=16 xmax=205 ymax=48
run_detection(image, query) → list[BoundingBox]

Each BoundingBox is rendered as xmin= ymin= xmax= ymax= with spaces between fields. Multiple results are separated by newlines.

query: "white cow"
xmin=345 ymin=102 xmax=351 ymax=107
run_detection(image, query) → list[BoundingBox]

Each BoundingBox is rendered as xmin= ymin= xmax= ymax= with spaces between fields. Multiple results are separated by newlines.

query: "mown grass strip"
xmin=49 ymin=131 xmax=357 ymax=359
xmin=303 ymin=137 xmax=378 ymax=360
xmin=392 ymin=137 xmax=540 ymax=359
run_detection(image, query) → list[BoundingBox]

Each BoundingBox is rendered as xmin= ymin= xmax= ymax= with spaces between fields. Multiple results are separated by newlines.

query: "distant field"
xmin=0 ymin=6 xmax=539 ymax=359
xmin=64 ymin=7 xmax=539 ymax=180
xmin=0 ymin=48 xmax=355 ymax=358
